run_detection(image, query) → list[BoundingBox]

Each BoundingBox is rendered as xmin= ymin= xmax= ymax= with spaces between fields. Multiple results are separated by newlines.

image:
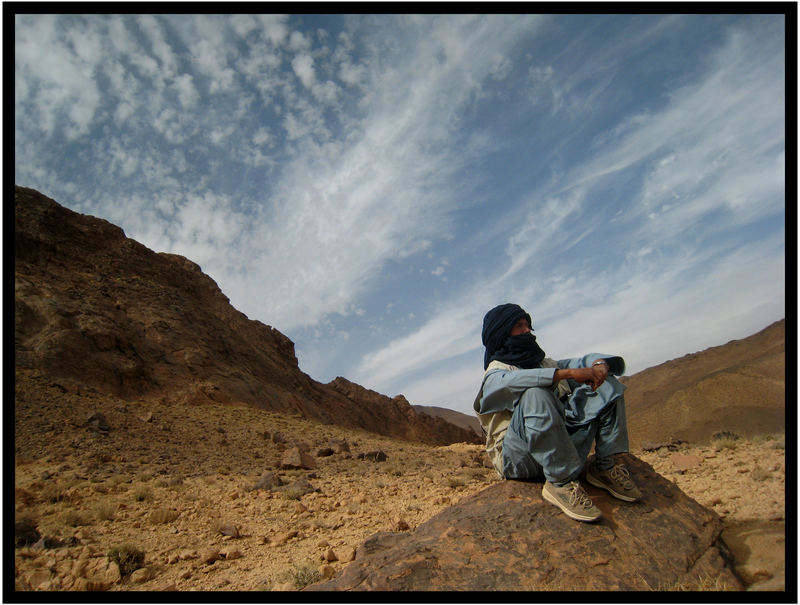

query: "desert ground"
xmin=13 ymin=374 xmax=785 ymax=592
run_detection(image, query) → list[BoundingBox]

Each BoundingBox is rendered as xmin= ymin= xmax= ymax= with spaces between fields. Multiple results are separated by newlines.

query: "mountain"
xmin=412 ymin=405 xmax=482 ymax=438
xmin=622 ymin=319 xmax=785 ymax=449
xmin=14 ymin=186 xmax=480 ymax=446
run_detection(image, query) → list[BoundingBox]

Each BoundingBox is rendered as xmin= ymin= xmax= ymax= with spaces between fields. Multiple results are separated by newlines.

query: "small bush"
xmin=281 ymin=485 xmax=307 ymax=501
xmin=61 ymin=509 xmax=89 ymax=527
xmin=149 ymin=508 xmax=180 ymax=524
xmin=107 ymin=544 xmax=145 ymax=576
xmin=41 ymin=483 xmax=69 ymax=504
xmin=751 ymin=466 xmax=772 ymax=482
xmin=94 ymin=502 xmax=118 ymax=522
xmin=277 ymin=562 xmax=320 ymax=590
xmin=711 ymin=436 xmax=739 ymax=452
xmin=133 ymin=486 xmax=152 ymax=502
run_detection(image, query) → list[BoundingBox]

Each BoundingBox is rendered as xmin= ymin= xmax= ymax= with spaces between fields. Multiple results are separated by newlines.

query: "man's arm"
xmin=555 ymin=354 xmax=625 ymax=391
xmin=477 ymin=367 xmax=558 ymax=414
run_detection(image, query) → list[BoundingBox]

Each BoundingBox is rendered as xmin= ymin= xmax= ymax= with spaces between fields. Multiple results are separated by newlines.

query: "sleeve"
xmin=476 ymin=366 xmax=558 ymax=415
xmin=557 ymin=353 xmax=625 ymax=376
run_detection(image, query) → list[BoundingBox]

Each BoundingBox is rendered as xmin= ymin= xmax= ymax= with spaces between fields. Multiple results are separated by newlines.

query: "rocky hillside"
xmin=621 ymin=320 xmax=785 ymax=449
xmin=14 ymin=186 xmax=479 ymax=447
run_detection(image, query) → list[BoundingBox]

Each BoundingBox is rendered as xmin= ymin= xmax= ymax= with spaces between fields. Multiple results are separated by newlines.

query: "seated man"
xmin=473 ymin=303 xmax=641 ymax=522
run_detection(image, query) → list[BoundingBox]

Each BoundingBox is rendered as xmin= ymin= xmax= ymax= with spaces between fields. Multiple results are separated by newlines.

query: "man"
xmin=473 ymin=303 xmax=640 ymax=522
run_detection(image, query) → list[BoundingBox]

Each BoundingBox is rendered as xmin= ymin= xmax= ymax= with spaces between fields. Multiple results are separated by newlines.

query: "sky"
xmin=14 ymin=13 xmax=787 ymax=416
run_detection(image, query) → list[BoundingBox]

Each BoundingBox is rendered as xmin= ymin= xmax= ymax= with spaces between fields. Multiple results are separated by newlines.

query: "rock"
xmin=670 ymin=453 xmax=703 ymax=472
xmin=324 ymin=549 xmax=338 ymax=562
xmin=86 ymin=412 xmax=111 ymax=432
xmin=357 ymin=450 xmax=387 ymax=462
xmin=307 ymin=456 xmax=743 ymax=591
xmin=275 ymin=530 xmax=299 ymax=544
xmin=104 ymin=561 xmax=122 ymax=584
xmin=280 ymin=446 xmax=317 ymax=470
xmin=138 ymin=411 xmax=154 ymax=422
xmin=73 ymin=577 xmax=111 ymax=591
xmin=201 ymin=549 xmax=221 ymax=564
xmin=316 ymin=447 xmax=335 ymax=457
xmin=328 ymin=438 xmax=351 ymax=453
xmin=251 ymin=470 xmax=282 ymax=491
xmin=129 ymin=567 xmax=154 ymax=583
xmin=221 ymin=548 xmax=242 ymax=560
xmin=394 ymin=519 xmax=410 ymax=532
xmin=274 ymin=478 xmax=318 ymax=498
xmin=319 ymin=564 xmax=337 ymax=580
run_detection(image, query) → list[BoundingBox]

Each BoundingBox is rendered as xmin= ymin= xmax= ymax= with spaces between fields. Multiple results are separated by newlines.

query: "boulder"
xmin=307 ymin=456 xmax=743 ymax=591
xmin=280 ymin=446 xmax=316 ymax=470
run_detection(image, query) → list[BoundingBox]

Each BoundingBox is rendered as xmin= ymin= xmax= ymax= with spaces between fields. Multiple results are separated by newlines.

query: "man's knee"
xmin=516 ymin=387 xmax=564 ymax=429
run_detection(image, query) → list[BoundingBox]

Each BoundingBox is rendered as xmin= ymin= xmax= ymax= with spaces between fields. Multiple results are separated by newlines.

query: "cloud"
xmin=291 ymin=53 xmax=315 ymax=88
xmin=352 ymin=16 xmax=785 ymax=405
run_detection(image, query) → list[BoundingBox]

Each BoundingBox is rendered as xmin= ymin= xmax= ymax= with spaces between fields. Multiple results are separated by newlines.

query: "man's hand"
xmin=554 ymin=361 xmax=609 ymax=391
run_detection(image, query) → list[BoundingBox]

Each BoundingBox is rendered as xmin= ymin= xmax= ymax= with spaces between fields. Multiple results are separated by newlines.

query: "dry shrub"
xmin=711 ymin=435 xmax=739 ymax=452
xmin=107 ymin=544 xmax=145 ymax=576
xmin=149 ymin=508 xmax=180 ymax=524
xmin=662 ymin=573 xmax=734 ymax=591
xmin=751 ymin=465 xmax=772 ymax=482
xmin=41 ymin=483 xmax=70 ymax=504
xmin=15 ymin=487 xmax=38 ymax=508
xmin=281 ymin=484 xmax=308 ymax=501
xmin=60 ymin=509 xmax=90 ymax=527
xmin=94 ymin=501 xmax=118 ymax=522
xmin=277 ymin=562 xmax=320 ymax=590
xmin=132 ymin=486 xmax=152 ymax=502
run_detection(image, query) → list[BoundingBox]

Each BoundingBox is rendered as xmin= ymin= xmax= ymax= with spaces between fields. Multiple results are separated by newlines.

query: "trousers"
xmin=500 ymin=376 xmax=629 ymax=484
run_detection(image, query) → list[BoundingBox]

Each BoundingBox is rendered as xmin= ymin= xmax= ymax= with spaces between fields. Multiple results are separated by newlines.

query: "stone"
xmin=670 ymin=453 xmax=702 ymax=472
xmin=319 ymin=564 xmax=337 ymax=580
xmin=129 ymin=567 xmax=154 ymax=583
xmin=324 ymin=549 xmax=338 ymax=562
xmin=357 ymin=450 xmax=387 ymax=462
xmin=251 ymin=470 xmax=282 ymax=491
xmin=86 ymin=412 xmax=111 ymax=432
xmin=221 ymin=548 xmax=242 ymax=560
xmin=307 ymin=456 xmax=743 ymax=591
xmin=105 ymin=561 xmax=121 ymax=583
xmin=280 ymin=446 xmax=317 ymax=470
xmin=394 ymin=519 xmax=410 ymax=532
xmin=201 ymin=549 xmax=221 ymax=564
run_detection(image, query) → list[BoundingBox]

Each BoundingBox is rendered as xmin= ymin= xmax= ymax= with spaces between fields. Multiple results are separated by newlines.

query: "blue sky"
xmin=15 ymin=13 xmax=786 ymax=416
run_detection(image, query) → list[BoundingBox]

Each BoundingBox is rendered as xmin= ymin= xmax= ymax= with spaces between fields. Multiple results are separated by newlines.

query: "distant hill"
xmin=412 ymin=405 xmax=482 ymax=438
xmin=622 ymin=319 xmax=785 ymax=449
xmin=14 ymin=186 xmax=480 ymax=446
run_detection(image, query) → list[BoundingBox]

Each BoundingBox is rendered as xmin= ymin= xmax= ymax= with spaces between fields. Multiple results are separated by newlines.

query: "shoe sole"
xmin=542 ymin=487 xmax=602 ymax=522
xmin=585 ymin=473 xmax=640 ymax=502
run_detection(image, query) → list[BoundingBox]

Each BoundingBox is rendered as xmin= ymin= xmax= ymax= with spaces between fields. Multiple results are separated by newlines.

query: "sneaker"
xmin=586 ymin=463 xmax=642 ymax=502
xmin=542 ymin=480 xmax=602 ymax=522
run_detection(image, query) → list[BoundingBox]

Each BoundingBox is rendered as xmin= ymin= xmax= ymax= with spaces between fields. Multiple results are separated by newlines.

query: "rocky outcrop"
xmin=308 ymin=455 xmax=743 ymax=591
xmin=14 ymin=186 xmax=479 ymax=446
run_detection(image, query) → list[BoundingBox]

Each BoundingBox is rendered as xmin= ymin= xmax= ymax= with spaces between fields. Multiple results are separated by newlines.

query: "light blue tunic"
xmin=474 ymin=354 xmax=630 ymax=484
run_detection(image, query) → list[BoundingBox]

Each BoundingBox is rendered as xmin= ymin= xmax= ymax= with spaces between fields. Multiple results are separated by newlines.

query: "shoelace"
xmin=567 ymin=481 xmax=596 ymax=510
xmin=608 ymin=464 xmax=634 ymax=489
